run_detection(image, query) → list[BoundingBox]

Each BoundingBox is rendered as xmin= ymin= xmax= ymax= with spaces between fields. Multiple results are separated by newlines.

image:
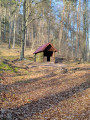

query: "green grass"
xmin=0 ymin=62 xmax=12 ymax=71
xmin=0 ymin=62 xmax=19 ymax=72
xmin=14 ymin=67 xmax=19 ymax=72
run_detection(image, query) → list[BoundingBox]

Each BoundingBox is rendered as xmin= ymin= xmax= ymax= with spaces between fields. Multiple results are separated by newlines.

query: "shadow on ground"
xmin=55 ymin=57 xmax=65 ymax=63
xmin=1 ymin=80 xmax=89 ymax=119
xmin=0 ymin=72 xmax=57 ymax=94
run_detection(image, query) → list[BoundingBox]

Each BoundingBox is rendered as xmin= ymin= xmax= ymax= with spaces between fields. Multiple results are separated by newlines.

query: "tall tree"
xmin=20 ymin=0 xmax=26 ymax=60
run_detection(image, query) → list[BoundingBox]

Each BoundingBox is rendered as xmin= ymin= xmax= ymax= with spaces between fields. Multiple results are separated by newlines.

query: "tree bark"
xmin=0 ymin=17 xmax=1 ymax=44
xmin=20 ymin=0 xmax=26 ymax=60
xmin=59 ymin=8 xmax=65 ymax=54
xmin=12 ymin=14 xmax=16 ymax=48
xmin=8 ymin=21 xmax=11 ymax=49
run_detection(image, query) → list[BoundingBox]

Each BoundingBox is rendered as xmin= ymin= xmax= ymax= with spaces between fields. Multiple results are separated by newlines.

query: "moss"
xmin=0 ymin=62 xmax=18 ymax=72
xmin=36 ymin=52 xmax=43 ymax=62
xmin=14 ymin=67 xmax=19 ymax=72
xmin=34 ymin=54 xmax=36 ymax=62
xmin=0 ymin=62 xmax=11 ymax=71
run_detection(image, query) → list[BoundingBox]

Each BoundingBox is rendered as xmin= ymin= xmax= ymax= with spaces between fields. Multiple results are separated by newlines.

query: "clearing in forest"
xmin=0 ymin=47 xmax=90 ymax=120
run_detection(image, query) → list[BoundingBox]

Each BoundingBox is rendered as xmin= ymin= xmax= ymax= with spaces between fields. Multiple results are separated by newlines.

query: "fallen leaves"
xmin=0 ymin=61 xmax=90 ymax=120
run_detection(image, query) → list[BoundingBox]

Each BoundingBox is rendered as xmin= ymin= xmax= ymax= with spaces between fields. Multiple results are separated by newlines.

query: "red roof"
xmin=34 ymin=42 xmax=57 ymax=54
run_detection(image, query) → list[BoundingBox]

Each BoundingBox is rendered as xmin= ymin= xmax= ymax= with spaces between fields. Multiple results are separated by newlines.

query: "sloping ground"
xmin=0 ymin=59 xmax=90 ymax=120
xmin=0 ymin=45 xmax=90 ymax=120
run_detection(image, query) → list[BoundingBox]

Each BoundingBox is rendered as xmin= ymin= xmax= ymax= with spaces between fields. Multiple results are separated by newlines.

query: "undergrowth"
xmin=0 ymin=62 xmax=18 ymax=72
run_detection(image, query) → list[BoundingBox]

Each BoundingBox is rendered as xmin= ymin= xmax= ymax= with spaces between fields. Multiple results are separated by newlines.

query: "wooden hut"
xmin=34 ymin=43 xmax=57 ymax=62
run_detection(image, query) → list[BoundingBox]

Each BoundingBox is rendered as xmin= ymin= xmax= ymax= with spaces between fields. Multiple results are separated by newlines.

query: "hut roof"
xmin=34 ymin=42 xmax=57 ymax=54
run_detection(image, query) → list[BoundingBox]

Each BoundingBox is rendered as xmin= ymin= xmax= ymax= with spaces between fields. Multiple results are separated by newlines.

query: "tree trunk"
xmin=12 ymin=14 xmax=16 ymax=48
xmin=0 ymin=17 xmax=1 ymax=44
xmin=8 ymin=21 xmax=12 ymax=49
xmin=48 ymin=20 xmax=50 ymax=43
xmin=66 ymin=7 xmax=70 ymax=59
xmin=20 ymin=0 xmax=26 ymax=60
xmin=59 ymin=7 xmax=65 ymax=54
xmin=81 ymin=0 xmax=87 ymax=62
xmin=3 ymin=4 xmax=7 ymax=42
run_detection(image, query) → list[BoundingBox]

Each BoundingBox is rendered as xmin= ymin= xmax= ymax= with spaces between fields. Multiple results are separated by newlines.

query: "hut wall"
xmin=34 ymin=54 xmax=36 ymax=62
xmin=43 ymin=56 xmax=47 ymax=62
xmin=50 ymin=57 xmax=55 ymax=62
xmin=50 ymin=52 xmax=55 ymax=62
xmin=36 ymin=52 xmax=43 ymax=62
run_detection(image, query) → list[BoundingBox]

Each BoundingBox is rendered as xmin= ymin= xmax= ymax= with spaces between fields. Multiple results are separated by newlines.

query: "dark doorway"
xmin=47 ymin=56 xmax=50 ymax=61
xmin=44 ymin=51 xmax=53 ymax=62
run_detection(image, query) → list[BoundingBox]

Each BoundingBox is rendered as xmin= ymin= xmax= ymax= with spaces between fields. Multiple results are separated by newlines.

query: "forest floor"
xmin=0 ymin=45 xmax=90 ymax=120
